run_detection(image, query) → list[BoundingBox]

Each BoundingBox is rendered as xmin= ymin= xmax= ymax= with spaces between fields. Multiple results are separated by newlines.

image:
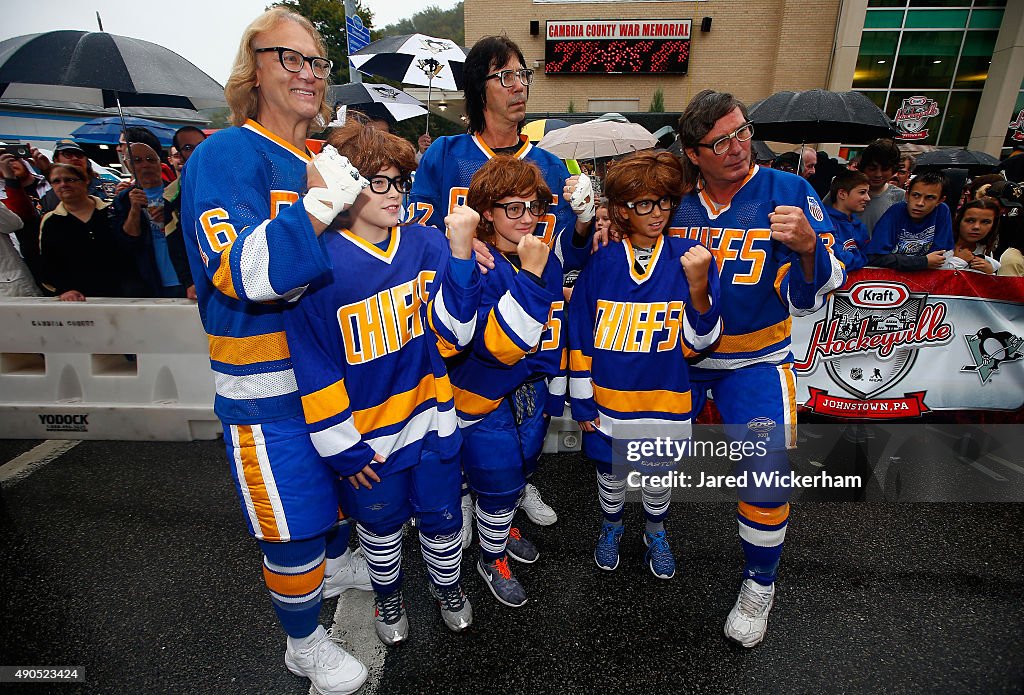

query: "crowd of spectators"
xmin=0 ymin=124 xmax=207 ymax=298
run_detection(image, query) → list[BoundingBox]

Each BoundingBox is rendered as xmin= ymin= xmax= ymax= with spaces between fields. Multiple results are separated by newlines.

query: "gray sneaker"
xmin=505 ymin=527 xmax=540 ymax=564
xmin=373 ymin=590 xmax=409 ymax=646
xmin=429 ymin=582 xmax=473 ymax=632
xmin=476 ymin=556 xmax=527 ymax=608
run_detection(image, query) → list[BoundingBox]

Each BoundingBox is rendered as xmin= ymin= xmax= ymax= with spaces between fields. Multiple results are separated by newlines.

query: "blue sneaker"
xmin=643 ymin=530 xmax=677 ymax=579
xmin=594 ymin=522 xmax=624 ymax=571
xmin=477 ymin=556 xmax=527 ymax=608
xmin=506 ymin=527 xmax=539 ymax=564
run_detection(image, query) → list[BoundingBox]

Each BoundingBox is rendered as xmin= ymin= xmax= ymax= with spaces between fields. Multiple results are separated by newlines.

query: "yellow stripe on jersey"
xmin=244 ymin=119 xmax=311 ymax=162
xmin=774 ymin=262 xmax=790 ymax=302
xmin=352 ymin=373 xmax=439 ymax=433
xmin=716 ymin=318 xmax=791 ymax=354
xmin=211 ymin=250 xmax=239 ymax=300
xmin=236 ymin=425 xmax=281 ymax=540
xmin=209 ymin=331 xmax=290 ymax=366
xmin=483 ymin=308 xmax=526 ymax=366
xmin=593 ymin=384 xmax=692 ymax=415
xmin=300 ymin=378 xmax=352 ymax=425
xmin=435 ymin=372 xmax=454 ymax=404
xmin=427 ymin=306 xmax=460 ymax=358
xmin=451 ymin=383 xmax=504 ymax=417
xmin=569 ymin=349 xmax=592 ymax=372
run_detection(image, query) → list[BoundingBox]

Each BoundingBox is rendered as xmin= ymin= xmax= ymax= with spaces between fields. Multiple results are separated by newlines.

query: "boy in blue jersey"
xmin=283 ymin=119 xmax=482 ymax=646
xmin=671 ymin=90 xmax=845 ymax=648
xmin=570 ymin=151 xmax=722 ymax=581
xmin=824 ymin=169 xmax=871 ymax=272
xmin=865 ymin=170 xmax=953 ymax=271
xmin=450 ymin=156 xmax=569 ymax=607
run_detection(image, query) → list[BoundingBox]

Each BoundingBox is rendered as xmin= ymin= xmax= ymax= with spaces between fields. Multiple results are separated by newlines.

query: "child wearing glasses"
xmin=568 ymin=151 xmax=722 ymax=579
xmin=281 ymin=118 xmax=482 ymax=646
xmin=448 ymin=156 xmax=571 ymax=607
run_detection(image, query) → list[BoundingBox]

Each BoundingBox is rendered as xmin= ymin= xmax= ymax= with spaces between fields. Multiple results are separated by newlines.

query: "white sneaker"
xmin=284 ymin=625 xmax=368 ymax=695
xmin=724 ymin=579 xmax=776 ymax=648
xmin=460 ymin=494 xmax=474 ymax=550
xmin=520 ymin=483 xmax=557 ymax=526
xmin=323 ymin=548 xmax=372 ymax=598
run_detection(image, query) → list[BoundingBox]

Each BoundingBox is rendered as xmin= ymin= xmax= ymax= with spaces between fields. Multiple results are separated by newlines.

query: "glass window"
xmin=905 ymin=10 xmax=969 ymax=27
xmin=972 ymin=0 xmax=1006 ymax=8
xmin=938 ymin=92 xmax=981 ymax=146
xmin=865 ymin=10 xmax=904 ymax=28
xmin=887 ymin=91 xmax=948 ymax=146
xmin=909 ymin=0 xmax=970 ymax=6
xmin=1003 ymin=91 xmax=1024 ymax=150
xmin=861 ymin=91 xmax=889 ymax=110
xmin=955 ymin=31 xmax=997 ymax=88
xmin=854 ymin=32 xmax=899 ymax=88
xmin=891 ymin=32 xmax=962 ymax=89
xmin=869 ymin=0 xmax=906 ymax=7
xmin=968 ymin=9 xmax=1003 ymax=28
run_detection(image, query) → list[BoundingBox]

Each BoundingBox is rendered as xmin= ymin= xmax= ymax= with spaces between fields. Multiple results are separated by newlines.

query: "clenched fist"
xmin=768 ymin=205 xmax=817 ymax=255
xmin=445 ymin=204 xmax=479 ymax=260
xmin=680 ymin=244 xmax=713 ymax=289
xmin=564 ymin=173 xmax=595 ymax=223
xmin=518 ymin=232 xmax=550 ymax=276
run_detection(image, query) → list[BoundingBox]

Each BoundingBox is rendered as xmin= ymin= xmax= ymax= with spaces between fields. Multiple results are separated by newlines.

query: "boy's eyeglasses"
xmin=255 ymin=46 xmax=333 ymax=80
xmin=485 ymin=68 xmax=535 ymax=88
xmin=625 ymin=196 xmax=676 ymax=215
xmin=368 ymin=175 xmax=413 ymax=195
xmin=694 ymin=122 xmax=755 ymax=156
xmin=492 ymin=199 xmax=548 ymax=219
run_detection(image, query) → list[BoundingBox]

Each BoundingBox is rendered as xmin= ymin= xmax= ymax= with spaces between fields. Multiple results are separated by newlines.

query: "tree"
xmin=377 ymin=3 xmax=464 ymax=45
xmin=271 ymin=0 xmax=374 ymax=84
xmin=649 ymin=88 xmax=665 ymax=113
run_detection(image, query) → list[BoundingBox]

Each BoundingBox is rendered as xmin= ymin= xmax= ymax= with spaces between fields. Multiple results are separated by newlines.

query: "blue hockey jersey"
xmin=667 ymin=166 xmax=845 ymax=371
xmin=181 ymin=120 xmax=331 ymax=425
xmin=282 ymin=225 xmax=481 ymax=477
xmin=447 ymin=247 xmax=566 ymax=427
xmin=825 ymin=206 xmax=869 ymax=272
xmin=409 ymin=133 xmax=591 ymax=270
xmin=568 ymin=235 xmax=722 ymax=438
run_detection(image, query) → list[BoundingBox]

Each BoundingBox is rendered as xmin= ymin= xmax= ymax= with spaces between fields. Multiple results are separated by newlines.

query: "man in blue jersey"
xmin=670 ymin=90 xmax=845 ymax=648
xmin=411 ymin=35 xmax=600 ymax=544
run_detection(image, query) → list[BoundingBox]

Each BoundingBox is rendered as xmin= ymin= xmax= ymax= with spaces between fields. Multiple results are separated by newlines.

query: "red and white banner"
xmin=793 ymin=269 xmax=1024 ymax=420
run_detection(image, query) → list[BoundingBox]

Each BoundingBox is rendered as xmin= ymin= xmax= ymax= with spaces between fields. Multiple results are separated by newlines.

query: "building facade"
xmin=465 ymin=0 xmax=1024 ymax=155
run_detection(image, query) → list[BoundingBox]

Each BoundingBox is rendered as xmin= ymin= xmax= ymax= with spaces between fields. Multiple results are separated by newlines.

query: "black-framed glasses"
xmin=255 ymin=46 xmax=333 ymax=79
xmin=694 ymin=122 xmax=754 ymax=156
xmin=625 ymin=196 xmax=676 ymax=215
xmin=485 ymin=68 xmax=535 ymax=88
xmin=367 ymin=175 xmax=413 ymax=195
xmin=493 ymin=199 xmax=548 ymax=219
xmin=179 ymin=143 xmax=200 ymax=153
xmin=50 ymin=177 xmax=84 ymax=185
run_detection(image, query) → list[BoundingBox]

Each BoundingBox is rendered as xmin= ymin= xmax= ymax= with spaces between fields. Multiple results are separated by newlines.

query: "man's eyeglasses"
xmin=492 ymin=199 xmax=548 ymax=219
xmin=255 ymin=46 xmax=333 ymax=80
xmin=368 ymin=175 xmax=413 ymax=195
xmin=179 ymin=144 xmax=200 ymax=153
xmin=485 ymin=68 xmax=535 ymax=88
xmin=625 ymin=196 xmax=676 ymax=215
xmin=694 ymin=122 xmax=755 ymax=156
xmin=50 ymin=177 xmax=83 ymax=185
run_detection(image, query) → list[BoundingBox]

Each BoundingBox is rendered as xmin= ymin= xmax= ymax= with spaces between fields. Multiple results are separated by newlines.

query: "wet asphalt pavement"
xmin=0 ymin=437 xmax=1021 ymax=694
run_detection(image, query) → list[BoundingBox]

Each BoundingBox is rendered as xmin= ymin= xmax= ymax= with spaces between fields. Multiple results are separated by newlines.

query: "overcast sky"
xmin=0 ymin=0 xmax=463 ymax=86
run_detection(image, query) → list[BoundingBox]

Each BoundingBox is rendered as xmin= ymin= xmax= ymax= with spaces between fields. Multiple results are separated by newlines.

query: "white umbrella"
xmin=349 ymin=33 xmax=465 ymax=135
xmin=538 ymin=119 xmax=658 ymax=160
xmin=326 ymin=83 xmax=427 ymax=123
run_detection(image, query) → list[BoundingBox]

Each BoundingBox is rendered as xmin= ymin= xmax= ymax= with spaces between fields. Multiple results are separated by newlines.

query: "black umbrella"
xmin=748 ymin=89 xmax=896 ymax=145
xmin=326 ymin=83 xmax=426 ymax=123
xmin=913 ymin=148 xmax=1000 ymax=176
xmin=0 ymin=31 xmax=225 ymax=110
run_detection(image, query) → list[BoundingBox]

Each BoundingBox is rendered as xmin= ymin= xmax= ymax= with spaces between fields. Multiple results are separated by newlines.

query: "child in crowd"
xmin=824 ymin=169 xmax=871 ymax=272
xmin=853 ymin=139 xmax=905 ymax=234
xmin=941 ymin=197 xmax=1001 ymax=274
xmin=568 ymin=151 xmax=721 ymax=580
xmin=865 ymin=171 xmax=953 ymax=271
xmin=283 ymin=120 xmax=482 ymax=645
xmin=449 ymin=156 xmax=570 ymax=608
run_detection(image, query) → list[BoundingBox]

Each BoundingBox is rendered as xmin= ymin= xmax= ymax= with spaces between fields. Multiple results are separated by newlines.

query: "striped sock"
xmin=259 ymin=536 xmax=326 ymax=639
xmin=419 ymin=530 xmax=462 ymax=587
xmin=476 ymin=499 xmax=515 ymax=562
xmin=641 ymin=481 xmax=671 ymax=523
xmin=355 ymin=523 xmax=404 ymax=595
xmin=597 ymin=471 xmax=627 ymax=522
xmin=737 ymin=501 xmax=789 ymax=586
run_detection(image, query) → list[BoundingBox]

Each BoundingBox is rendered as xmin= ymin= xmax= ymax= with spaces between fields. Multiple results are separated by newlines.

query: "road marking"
xmin=957 ymin=456 xmax=1008 ymax=482
xmin=314 ymin=589 xmax=385 ymax=695
xmin=0 ymin=440 xmax=80 ymax=487
xmin=985 ymin=453 xmax=1024 ymax=477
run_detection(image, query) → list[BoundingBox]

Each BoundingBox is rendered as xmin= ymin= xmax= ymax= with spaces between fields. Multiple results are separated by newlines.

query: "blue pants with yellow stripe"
xmin=691 ymin=362 xmax=798 ymax=585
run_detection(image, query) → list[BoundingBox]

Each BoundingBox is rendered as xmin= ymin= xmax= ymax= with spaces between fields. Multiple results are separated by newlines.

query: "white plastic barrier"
xmin=0 ymin=298 xmax=221 ymax=441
